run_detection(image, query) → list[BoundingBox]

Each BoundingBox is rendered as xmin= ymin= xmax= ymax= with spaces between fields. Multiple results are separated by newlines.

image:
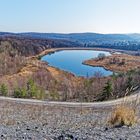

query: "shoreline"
xmin=32 ymin=47 xmax=116 ymax=78
xmin=35 ymin=47 xmax=139 ymax=59
xmin=84 ymin=54 xmax=140 ymax=73
xmin=36 ymin=47 xmax=120 ymax=58
xmin=82 ymin=61 xmax=116 ymax=74
xmin=35 ymin=47 xmax=140 ymax=75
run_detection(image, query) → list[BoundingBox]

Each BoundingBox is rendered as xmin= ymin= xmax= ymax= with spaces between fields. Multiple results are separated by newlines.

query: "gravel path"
xmin=0 ymin=96 xmax=139 ymax=140
xmin=0 ymin=89 xmax=139 ymax=108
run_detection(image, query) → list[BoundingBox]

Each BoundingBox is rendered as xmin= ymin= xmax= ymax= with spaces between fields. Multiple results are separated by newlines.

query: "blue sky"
xmin=0 ymin=0 xmax=140 ymax=33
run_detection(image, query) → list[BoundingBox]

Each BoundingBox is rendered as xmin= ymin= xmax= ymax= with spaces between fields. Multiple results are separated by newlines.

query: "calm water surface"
xmin=41 ymin=50 xmax=113 ymax=77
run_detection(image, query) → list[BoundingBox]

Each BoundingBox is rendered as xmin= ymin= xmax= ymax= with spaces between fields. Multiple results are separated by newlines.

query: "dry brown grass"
xmin=84 ymin=54 xmax=140 ymax=73
xmin=108 ymin=105 xmax=138 ymax=127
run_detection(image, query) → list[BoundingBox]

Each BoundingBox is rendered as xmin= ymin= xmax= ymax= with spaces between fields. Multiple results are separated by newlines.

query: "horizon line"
xmin=0 ymin=31 xmax=140 ymax=35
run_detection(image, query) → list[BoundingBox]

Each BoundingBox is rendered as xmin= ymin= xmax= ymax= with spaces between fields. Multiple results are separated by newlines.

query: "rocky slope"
xmin=0 ymin=99 xmax=139 ymax=140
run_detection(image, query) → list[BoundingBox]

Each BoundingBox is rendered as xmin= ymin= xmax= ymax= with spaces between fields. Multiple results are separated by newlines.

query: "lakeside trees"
xmin=97 ymin=53 xmax=106 ymax=60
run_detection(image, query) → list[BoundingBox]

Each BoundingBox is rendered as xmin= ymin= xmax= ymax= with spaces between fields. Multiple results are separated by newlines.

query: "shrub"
xmin=27 ymin=79 xmax=38 ymax=98
xmin=13 ymin=87 xmax=26 ymax=98
xmin=49 ymin=90 xmax=60 ymax=100
xmin=19 ymin=88 xmax=27 ymax=98
xmin=0 ymin=84 xmax=8 ymax=96
xmin=13 ymin=79 xmax=46 ymax=99
xmin=35 ymin=88 xmax=46 ymax=100
xmin=108 ymin=105 xmax=137 ymax=127
xmin=97 ymin=53 xmax=106 ymax=60
xmin=119 ymin=58 xmax=125 ymax=65
xmin=13 ymin=88 xmax=21 ymax=98
xmin=99 ymin=80 xmax=113 ymax=101
xmin=37 ymin=55 xmax=42 ymax=60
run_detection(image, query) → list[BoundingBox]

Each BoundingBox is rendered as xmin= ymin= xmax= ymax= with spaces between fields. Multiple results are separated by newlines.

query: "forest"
xmin=0 ymin=36 xmax=140 ymax=102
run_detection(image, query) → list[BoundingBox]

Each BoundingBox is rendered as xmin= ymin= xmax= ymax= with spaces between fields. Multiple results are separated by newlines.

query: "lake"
xmin=41 ymin=50 xmax=113 ymax=77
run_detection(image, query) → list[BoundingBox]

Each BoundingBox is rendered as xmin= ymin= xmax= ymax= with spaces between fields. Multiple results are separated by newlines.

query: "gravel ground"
xmin=0 ymin=100 xmax=139 ymax=140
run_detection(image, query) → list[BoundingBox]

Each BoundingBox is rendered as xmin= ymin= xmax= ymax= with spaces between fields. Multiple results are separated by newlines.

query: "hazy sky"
xmin=0 ymin=0 xmax=140 ymax=33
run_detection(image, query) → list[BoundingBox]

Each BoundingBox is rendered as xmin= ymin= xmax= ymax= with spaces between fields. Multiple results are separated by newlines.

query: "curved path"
xmin=0 ymin=90 xmax=139 ymax=108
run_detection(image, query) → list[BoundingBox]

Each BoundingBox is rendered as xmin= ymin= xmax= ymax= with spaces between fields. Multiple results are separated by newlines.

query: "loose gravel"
xmin=0 ymin=100 xmax=139 ymax=140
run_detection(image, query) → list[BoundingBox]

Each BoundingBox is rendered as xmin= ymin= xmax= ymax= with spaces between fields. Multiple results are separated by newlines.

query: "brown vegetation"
xmin=108 ymin=105 xmax=138 ymax=127
xmin=0 ymin=38 xmax=140 ymax=102
xmin=84 ymin=54 xmax=140 ymax=73
xmin=1 ymin=50 xmax=140 ymax=102
xmin=0 ymin=41 xmax=27 ymax=75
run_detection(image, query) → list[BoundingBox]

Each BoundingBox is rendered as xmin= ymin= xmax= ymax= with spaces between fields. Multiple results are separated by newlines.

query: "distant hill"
xmin=18 ymin=32 xmax=133 ymax=43
xmin=128 ymin=33 xmax=140 ymax=41
xmin=19 ymin=32 xmax=140 ymax=43
xmin=1 ymin=32 xmax=140 ymax=51
xmin=0 ymin=36 xmax=82 ymax=56
xmin=1 ymin=32 xmax=139 ymax=43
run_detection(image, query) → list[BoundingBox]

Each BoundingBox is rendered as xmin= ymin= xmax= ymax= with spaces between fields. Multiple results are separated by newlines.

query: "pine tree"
xmin=127 ymin=76 xmax=133 ymax=91
xmin=0 ymin=84 xmax=8 ymax=96
xmin=27 ymin=79 xmax=38 ymax=98
xmin=99 ymin=80 xmax=113 ymax=101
